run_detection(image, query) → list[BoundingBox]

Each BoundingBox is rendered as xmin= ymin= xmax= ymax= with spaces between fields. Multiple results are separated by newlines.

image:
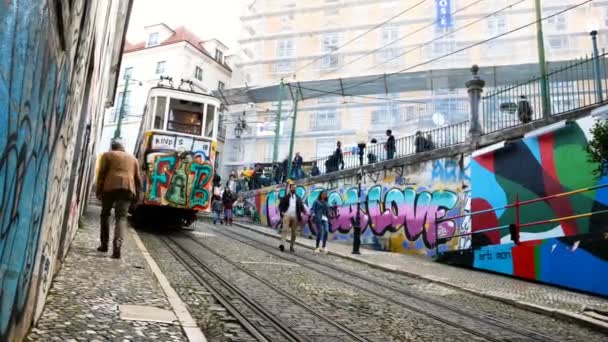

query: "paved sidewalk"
xmin=230 ymin=220 xmax=608 ymax=332
xmin=27 ymin=207 xmax=189 ymax=342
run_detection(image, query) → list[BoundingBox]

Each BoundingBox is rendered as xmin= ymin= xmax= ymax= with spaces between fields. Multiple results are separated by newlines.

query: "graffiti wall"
xmin=464 ymin=116 xmax=608 ymax=296
xmin=142 ymin=133 xmax=216 ymax=211
xmin=0 ymin=1 xmax=130 ymax=340
xmin=248 ymin=156 xmax=470 ymax=256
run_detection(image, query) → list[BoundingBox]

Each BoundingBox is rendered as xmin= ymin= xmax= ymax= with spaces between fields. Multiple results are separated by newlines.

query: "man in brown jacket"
xmin=96 ymin=138 xmax=142 ymax=258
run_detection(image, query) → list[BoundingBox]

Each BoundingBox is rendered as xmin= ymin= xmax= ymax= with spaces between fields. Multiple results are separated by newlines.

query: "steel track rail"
xmin=210 ymin=226 xmax=563 ymax=342
xmin=172 ymin=234 xmax=371 ymax=342
xmin=160 ymin=236 xmax=306 ymax=342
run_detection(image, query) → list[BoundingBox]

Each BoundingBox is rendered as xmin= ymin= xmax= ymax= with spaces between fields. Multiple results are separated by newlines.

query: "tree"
xmin=586 ymin=119 xmax=608 ymax=179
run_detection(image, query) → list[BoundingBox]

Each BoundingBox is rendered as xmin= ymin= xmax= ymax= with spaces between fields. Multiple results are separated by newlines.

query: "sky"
xmin=127 ymin=0 xmax=248 ymax=53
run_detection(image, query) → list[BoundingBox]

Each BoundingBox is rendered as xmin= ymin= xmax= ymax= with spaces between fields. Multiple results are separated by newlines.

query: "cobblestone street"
xmin=138 ymin=220 xmax=608 ymax=342
xmin=27 ymin=208 xmax=188 ymax=342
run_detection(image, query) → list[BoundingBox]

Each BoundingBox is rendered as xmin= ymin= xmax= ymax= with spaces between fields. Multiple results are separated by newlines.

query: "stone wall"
xmin=241 ymin=150 xmax=472 ymax=256
xmin=0 ymin=1 xmax=131 ymax=340
xmin=238 ymin=106 xmax=608 ymax=296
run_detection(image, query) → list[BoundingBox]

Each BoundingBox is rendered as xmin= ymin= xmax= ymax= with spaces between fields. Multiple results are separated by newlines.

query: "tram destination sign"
xmin=150 ymin=133 xmax=211 ymax=155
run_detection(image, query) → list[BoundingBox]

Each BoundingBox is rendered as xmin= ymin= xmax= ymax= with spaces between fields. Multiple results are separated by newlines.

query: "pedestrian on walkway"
xmin=334 ymin=141 xmax=344 ymax=170
xmin=211 ymin=194 xmax=224 ymax=225
xmin=518 ymin=95 xmax=533 ymax=124
xmin=96 ymin=138 xmax=141 ymax=259
xmin=223 ymin=188 xmax=236 ymax=225
xmin=425 ymin=134 xmax=435 ymax=151
xmin=385 ymin=130 xmax=396 ymax=160
xmin=312 ymin=191 xmax=330 ymax=254
xmin=311 ymin=162 xmax=320 ymax=177
xmin=368 ymin=138 xmax=378 ymax=164
xmin=414 ymin=131 xmax=426 ymax=153
xmin=292 ymin=152 xmax=304 ymax=179
xmin=278 ymin=180 xmax=306 ymax=252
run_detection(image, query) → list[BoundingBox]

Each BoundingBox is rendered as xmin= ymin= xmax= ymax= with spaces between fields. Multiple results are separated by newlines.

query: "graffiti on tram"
xmin=145 ymin=151 xmax=214 ymax=210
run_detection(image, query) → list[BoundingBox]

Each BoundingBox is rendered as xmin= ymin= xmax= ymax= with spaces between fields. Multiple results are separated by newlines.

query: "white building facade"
xmin=98 ymin=24 xmax=233 ymax=163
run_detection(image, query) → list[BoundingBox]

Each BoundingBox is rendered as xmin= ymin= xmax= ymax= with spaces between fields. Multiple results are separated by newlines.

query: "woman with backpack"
xmin=311 ymin=191 xmax=331 ymax=254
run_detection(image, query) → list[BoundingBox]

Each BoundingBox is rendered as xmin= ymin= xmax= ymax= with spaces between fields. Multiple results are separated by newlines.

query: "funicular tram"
xmin=132 ymin=81 xmax=220 ymax=228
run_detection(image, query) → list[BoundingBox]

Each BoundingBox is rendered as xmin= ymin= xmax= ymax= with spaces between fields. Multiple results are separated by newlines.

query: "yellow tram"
xmin=133 ymin=85 xmax=220 ymax=227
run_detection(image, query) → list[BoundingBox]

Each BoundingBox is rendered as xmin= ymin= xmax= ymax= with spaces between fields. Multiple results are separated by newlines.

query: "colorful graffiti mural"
xmin=1 ymin=0 xmax=127 ymax=340
xmin=471 ymin=116 xmax=608 ymax=243
xmin=250 ymin=156 xmax=470 ymax=255
xmin=463 ymin=116 xmax=608 ymax=296
xmin=145 ymin=151 xmax=214 ymax=211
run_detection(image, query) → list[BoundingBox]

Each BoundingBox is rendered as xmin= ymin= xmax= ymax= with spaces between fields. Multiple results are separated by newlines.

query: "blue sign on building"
xmin=436 ymin=0 xmax=453 ymax=29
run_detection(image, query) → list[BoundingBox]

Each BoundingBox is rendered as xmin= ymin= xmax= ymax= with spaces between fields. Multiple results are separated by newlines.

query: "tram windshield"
xmin=166 ymin=99 xmax=204 ymax=135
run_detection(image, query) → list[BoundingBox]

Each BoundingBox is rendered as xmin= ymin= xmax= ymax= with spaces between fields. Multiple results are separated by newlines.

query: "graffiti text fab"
xmin=146 ymin=152 xmax=213 ymax=210
xmin=265 ymin=185 xmax=460 ymax=249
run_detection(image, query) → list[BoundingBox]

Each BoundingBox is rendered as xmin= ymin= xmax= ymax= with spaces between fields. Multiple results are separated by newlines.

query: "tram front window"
xmin=168 ymin=109 xmax=203 ymax=135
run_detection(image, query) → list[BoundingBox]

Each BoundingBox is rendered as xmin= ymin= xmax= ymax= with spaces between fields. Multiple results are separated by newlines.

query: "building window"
xmin=486 ymin=14 xmax=507 ymax=37
xmin=147 ymin=32 xmax=160 ymax=47
xmin=156 ymin=61 xmax=166 ymax=74
xmin=325 ymin=7 xmax=339 ymax=16
xmin=546 ymin=13 xmax=567 ymax=31
xmin=275 ymin=39 xmax=294 ymax=73
xmin=215 ymin=49 xmax=224 ymax=63
xmin=311 ymin=109 xmax=338 ymax=130
xmin=547 ymin=36 xmax=569 ymax=51
xmin=123 ymin=67 xmax=133 ymax=80
xmin=195 ymin=66 xmax=203 ymax=81
xmin=377 ymin=27 xmax=400 ymax=65
xmin=321 ymin=34 xmax=339 ymax=69
xmin=316 ymin=138 xmax=336 ymax=159
xmin=218 ymin=81 xmax=225 ymax=91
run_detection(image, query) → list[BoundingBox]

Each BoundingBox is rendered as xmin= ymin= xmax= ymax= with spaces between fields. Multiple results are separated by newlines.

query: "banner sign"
xmin=436 ymin=0 xmax=452 ymax=29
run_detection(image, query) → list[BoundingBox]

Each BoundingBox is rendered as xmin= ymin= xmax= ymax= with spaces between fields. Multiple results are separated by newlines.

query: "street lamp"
xmin=587 ymin=16 xmax=603 ymax=103
xmin=352 ymin=131 xmax=368 ymax=255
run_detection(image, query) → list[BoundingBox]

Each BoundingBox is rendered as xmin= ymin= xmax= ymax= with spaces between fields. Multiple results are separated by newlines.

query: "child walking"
xmin=312 ymin=191 xmax=330 ymax=254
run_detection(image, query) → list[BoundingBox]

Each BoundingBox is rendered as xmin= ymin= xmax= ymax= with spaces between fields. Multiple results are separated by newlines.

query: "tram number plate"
xmin=152 ymin=135 xmax=176 ymax=149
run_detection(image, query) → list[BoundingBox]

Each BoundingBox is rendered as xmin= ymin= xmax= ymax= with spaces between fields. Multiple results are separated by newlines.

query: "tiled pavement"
xmin=27 ymin=207 xmax=188 ymax=342
xmin=230 ymin=220 xmax=608 ymax=331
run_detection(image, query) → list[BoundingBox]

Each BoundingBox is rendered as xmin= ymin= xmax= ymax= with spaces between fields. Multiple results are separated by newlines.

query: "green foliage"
xmin=586 ymin=119 xmax=608 ymax=179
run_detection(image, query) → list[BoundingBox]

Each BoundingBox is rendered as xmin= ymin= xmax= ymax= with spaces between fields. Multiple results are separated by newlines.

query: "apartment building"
xmin=222 ymin=0 xmax=607 ymax=173
xmin=98 ymin=24 xmax=233 ymax=162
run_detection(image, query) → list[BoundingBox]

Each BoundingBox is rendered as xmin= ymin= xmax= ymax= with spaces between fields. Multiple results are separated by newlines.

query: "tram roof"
xmin=148 ymin=86 xmax=222 ymax=102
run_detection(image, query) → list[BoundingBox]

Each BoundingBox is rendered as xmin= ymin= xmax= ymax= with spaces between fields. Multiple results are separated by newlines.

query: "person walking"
xmin=96 ymin=138 xmax=141 ymax=259
xmin=334 ymin=141 xmax=344 ymax=171
xmin=385 ymin=130 xmax=396 ymax=160
xmin=223 ymin=188 xmax=236 ymax=225
xmin=312 ymin=191 xmax=330 ymax=254
xmin=278 ymin=180 xmax=306 ymax=252
xmin=211 ymin=194 xmax=224 ymax=225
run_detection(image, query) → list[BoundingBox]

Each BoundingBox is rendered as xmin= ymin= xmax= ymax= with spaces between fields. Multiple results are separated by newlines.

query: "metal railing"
xmin=435 ymin=183 xmax=608 ymax=256
xmin=308 ymin=120 xmax=469 ymax=175
xmin=482 ymin=50 xmax=608 ymax=133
